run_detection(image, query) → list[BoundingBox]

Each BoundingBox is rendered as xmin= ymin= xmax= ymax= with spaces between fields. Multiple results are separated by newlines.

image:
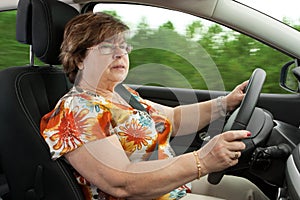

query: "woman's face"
xmin=78 ymin=35 xmax=130 ymax=90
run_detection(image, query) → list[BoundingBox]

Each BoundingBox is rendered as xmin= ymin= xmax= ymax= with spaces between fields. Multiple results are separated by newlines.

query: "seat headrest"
xmin=16 ymin=0 xmax=32 ymax=44
xmin=31 ymin=0 xmax=79 ymax=65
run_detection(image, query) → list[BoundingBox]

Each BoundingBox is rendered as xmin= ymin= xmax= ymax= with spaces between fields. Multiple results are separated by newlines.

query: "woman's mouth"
xmin=112 ymin=65 xmax=125 ymax=69
xmin=111 ymin=65 xmax=126 ymax=72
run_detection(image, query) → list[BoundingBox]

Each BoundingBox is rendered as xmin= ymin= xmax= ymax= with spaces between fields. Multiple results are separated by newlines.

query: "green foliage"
xmin=0 ymin=10 xmax=298 ymax=93
xmin=101 ymin=10 xmax=121 ymax=19
xmin=159 ymin=21 xmax=175 ymax=31
xmin=186 ymin=21 xmax=203 ymax=39
xmin=0 ymin=11 xmax=30 ymax=68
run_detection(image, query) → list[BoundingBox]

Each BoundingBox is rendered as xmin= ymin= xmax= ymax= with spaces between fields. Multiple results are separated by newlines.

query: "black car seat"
xmin=0 ymin=0 xmax=85 ymax=199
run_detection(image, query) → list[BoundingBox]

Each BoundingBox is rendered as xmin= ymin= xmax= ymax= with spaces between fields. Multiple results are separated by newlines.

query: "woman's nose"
xmin=113 ymin=47 xmax=127 ymax=59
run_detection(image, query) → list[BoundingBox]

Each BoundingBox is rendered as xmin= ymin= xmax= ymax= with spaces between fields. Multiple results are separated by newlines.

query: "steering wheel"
xmin=208 ymin=68 xmax=266 ymax=184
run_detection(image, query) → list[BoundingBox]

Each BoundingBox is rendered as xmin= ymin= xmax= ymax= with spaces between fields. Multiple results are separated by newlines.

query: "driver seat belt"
xmin=115 ymin=83 xmax=158 ymax=160
xmin=115 ymin=83 xmax=148 ymax=113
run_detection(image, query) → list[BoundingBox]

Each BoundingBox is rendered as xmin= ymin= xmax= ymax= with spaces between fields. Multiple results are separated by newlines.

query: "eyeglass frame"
xmin=87 ymin=42 xmax=133 ymax=55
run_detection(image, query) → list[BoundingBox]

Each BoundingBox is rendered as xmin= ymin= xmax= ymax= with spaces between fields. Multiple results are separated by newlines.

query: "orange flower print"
xmin=48 ymin=106 xmax=97 ymax=156
xmin=119 ymin=118 xmax=152 ymax=152
xmin=94 ymin=109 xmax=112 ymax=137
xmin=119 ymin=137 xmax=135 ymax=157
xmin=152 ymin=115 xmax=172 ymax=160
xmin=152 ymin=115 xmax=171 ymax=146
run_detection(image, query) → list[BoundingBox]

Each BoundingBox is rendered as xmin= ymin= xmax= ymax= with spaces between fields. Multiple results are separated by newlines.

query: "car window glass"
xmin=0 ymin=10 xmax=29 ymax=68
xmin=0 ymin=5 xmax=293 ymax=94
xmin=0 ymin=10 xmax=44 ymax=69
xmin=94 ymin=3 xmax=292 ymax=94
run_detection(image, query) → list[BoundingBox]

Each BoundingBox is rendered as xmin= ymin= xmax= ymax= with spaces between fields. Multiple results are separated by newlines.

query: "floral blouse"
xmin=40 ymin=86 xmax=190 ymax=200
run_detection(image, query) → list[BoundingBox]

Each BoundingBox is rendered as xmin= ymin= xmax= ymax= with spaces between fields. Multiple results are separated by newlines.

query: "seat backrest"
xmin=0 ymin=0 xmax=84 ymax=199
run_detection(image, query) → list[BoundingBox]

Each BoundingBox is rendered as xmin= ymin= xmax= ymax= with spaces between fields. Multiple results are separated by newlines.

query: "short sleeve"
xmin=40 ymin=95 xmax=112 ymax=159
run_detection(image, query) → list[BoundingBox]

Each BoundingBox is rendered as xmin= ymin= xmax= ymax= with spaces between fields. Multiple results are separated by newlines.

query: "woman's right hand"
xmin=197 ymin=130 xmax=251 ymax=175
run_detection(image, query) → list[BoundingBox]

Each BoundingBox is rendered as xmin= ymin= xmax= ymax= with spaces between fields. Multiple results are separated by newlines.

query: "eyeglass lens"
xmin=98 ymin=43 xmax=132 ymax=55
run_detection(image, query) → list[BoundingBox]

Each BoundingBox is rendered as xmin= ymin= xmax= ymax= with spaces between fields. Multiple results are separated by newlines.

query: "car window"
xmin=0 ymin=10 xmax=30 ymax=68
xmin=94 ymin=3 xmax=293 ymax=94
xmin=0 ymin=10 xmax=45 ymax=69
xmin=0 ymin=5 xmax=294 ymax=94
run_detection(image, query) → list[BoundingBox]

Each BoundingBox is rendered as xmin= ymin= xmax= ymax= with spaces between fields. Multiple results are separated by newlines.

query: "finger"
xmin=210 ymin=149 xmax=237 ymax=168
xmin=226 ymin=140 xmax=246 ymax=151
xmin=229 ymin=159 xmax=239 ymax=167
xmin=233 ymin=80 xmax=247 ymax=92
xmin=223 ymin=149 xmax=238 ymax=160
xmin=222 ymin=130 xmax=251 ymax=142
xmin=239 ymin=80 xmax=249 ymax=89
xmin=225 ymin=151 xmax=239 ymax=167
xmin=230 ymin=151 xmax=240 ymax=160
xmin=234 ymin=81 xmax=249 ymax=96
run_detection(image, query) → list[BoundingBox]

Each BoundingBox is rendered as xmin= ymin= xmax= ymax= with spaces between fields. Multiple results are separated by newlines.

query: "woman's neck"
xmin=76 ymin=80 xmax=128 ymax=105
xmin=77 ymin=78 xmax=117 ymax=93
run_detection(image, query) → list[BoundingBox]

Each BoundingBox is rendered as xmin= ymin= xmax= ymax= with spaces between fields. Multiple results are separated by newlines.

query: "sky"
xmin=95 ymin=0 xmax=300 ymax=33
xmin=94 ymin=4 xmax=199 ymax=33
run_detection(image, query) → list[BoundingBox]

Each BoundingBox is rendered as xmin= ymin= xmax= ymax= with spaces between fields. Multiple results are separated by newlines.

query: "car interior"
xmin=0 ymin=0 xmax=85 ymax=199
xmin=0 ymin=0 xmax=300 ymax=200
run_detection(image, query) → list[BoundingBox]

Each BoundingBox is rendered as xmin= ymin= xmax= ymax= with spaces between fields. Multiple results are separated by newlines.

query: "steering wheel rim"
xmin=208 ymin=68 xmax=266 ymax=184
xmin=224 ymin=68 xmax=266 ymax=131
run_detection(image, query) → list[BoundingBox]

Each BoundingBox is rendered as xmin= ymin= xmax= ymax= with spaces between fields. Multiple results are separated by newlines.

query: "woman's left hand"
xmin=225 ymin=80 xmax=248 ymax=112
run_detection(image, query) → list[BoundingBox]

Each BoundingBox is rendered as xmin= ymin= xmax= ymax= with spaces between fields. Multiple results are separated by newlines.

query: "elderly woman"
xmin=40 ymin=12 xmax=269 ymax=200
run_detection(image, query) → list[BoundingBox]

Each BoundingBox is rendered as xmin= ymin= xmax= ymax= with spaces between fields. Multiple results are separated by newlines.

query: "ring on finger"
xmin=234 ymin=151 xmax=239 ymax=159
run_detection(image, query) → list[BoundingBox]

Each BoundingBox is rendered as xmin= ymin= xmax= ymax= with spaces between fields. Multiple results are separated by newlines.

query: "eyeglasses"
xmin=87 ymin=42 xmax=133 ymax=55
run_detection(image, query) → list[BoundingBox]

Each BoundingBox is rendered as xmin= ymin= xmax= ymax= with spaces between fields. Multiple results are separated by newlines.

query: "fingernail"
xmin=247 ymin=132 xmax=251 ymax=137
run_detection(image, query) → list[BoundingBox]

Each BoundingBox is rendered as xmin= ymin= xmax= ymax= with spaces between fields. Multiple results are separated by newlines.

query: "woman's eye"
xmin=119 ymin=46 xmax=125 ymax=50
xmin=101 ymin=44 xmax=113 ymax=49
xmin=119 ymin=44 xmax=127 ymax=49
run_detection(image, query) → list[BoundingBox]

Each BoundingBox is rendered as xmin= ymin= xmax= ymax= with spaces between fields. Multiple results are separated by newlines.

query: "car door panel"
xmin=132 ymin=85 xmax=300 ymax=127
